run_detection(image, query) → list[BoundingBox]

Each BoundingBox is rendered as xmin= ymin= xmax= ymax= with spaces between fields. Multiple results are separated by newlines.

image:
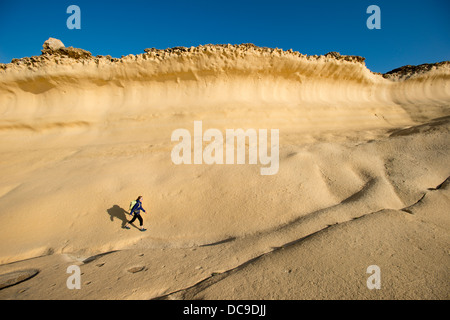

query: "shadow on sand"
xmin=106 ymin=205 xmax=130 ymax=228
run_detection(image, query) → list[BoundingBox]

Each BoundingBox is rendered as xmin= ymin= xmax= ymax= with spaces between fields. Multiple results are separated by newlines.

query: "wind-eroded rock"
xmin=41 ymin=37 xmax=92 ymax=59
xmin=42 ymin=37 xmax=65 ymax=51
xmin=0 ymin=269 xmax=39 ymax=290
xmin=383 ymin=61 xmax=450 ymax=80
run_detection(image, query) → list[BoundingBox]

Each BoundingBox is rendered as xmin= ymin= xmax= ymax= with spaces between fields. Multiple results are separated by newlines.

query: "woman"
xmin=124 ymin=196 xmax=146 ymax=231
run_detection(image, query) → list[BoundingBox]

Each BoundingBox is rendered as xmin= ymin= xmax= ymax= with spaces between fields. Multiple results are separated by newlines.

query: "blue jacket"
xmin=131 ymin=200 xmax=146 ymax=215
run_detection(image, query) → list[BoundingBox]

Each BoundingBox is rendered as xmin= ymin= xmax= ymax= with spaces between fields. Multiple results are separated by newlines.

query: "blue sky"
xmin=0 ymin=0 xmax=449 ymax=73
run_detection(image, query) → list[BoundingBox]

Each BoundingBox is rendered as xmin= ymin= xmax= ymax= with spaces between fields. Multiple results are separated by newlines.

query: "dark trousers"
xmin=129 ymin=213 xmax=143 ymax=226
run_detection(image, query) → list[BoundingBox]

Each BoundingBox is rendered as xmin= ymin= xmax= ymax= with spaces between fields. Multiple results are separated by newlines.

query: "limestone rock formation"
xmin=41 ymin=37 xmax=92 ymax=59
xmin=42 ymin=37 xmax=65 ymax=51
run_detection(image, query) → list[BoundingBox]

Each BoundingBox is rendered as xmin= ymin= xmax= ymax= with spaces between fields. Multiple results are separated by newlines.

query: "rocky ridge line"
xmin=0 ymin=38 xmax=366 ymax=71
xmin=1 ymin=38 xmax=448 ymax=79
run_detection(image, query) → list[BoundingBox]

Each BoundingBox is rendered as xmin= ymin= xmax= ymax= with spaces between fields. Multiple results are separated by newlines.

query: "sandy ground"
xmin=0 ymin=44 xmax=449 ymax=299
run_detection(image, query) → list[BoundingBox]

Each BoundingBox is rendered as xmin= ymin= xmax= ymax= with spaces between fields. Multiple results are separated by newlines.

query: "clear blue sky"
xmin=0 ymin=0 xmax=449 ymax=73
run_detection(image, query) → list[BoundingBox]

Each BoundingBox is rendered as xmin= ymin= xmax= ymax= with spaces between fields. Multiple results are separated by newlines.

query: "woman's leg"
xmin=137 ymin=214 xmax=144 ymax=230
xmin=124 ymin=214 xmax=137 ymax=228
xmin=129 ymin=214 xmax=137 ymax=224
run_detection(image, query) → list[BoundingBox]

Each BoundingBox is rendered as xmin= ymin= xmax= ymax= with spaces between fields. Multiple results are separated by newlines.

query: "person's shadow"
xmin=106 ymin=205 xmax=129 ymax=228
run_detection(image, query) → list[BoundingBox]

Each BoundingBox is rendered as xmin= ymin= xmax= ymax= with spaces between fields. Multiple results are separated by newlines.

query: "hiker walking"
xmin=124 ymin=196 xmax=147 ymax=231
